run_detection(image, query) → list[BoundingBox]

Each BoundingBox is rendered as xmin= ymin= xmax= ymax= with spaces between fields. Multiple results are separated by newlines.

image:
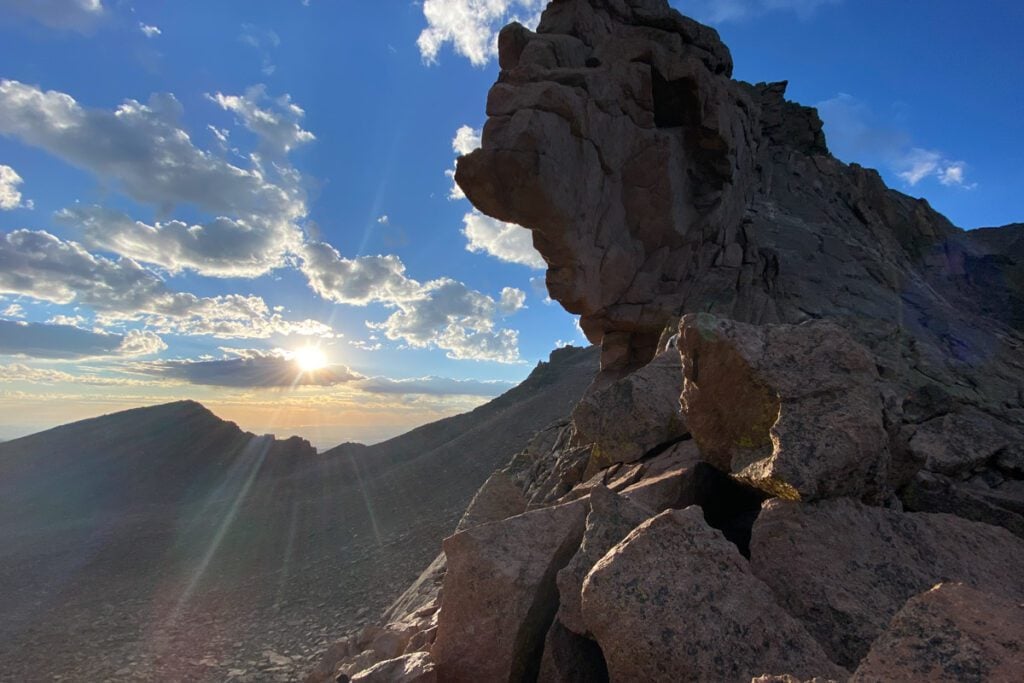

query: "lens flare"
xmin=293 ymin=346 xmax=327 ymax=372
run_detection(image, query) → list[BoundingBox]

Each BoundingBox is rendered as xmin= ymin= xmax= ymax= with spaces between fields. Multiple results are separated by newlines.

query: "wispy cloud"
xmin=418 ymin=0 xmax=545 ymax=66
xmin=1 ymin=0 xmax=105 ymax=33
xmin=139 ymin=22 xmax=161 ymax=38
xmin=817 ymin=93 xmax=976 ymax=189
xmin=679 ymin=0 xmax=842 ymax=23
xmin=0 ymin=319 xmax=165 ymax=359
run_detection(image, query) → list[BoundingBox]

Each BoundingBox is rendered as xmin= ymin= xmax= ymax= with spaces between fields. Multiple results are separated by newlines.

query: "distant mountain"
xmin=0 ymin=345 xmax=598 ymax=681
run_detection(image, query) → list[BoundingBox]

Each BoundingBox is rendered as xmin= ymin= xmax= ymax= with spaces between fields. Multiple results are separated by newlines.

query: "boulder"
xmin=432 ymin=499 xmax=588 ymax=682
xmin=907 ymin=408 xmax=1020 ymax=477
xmin=851 ymin=583 xmax=1024 ymax=682
xmin=902 ymin=470 xmax=1024 ymax=538
xmin=456 ymin=470 xmax=528 ymax=532
xmin=556 ymin=485 xmax=654 ymax=635
xmin=750 ymin=498 xmax=1024 ymax=669
xmin=572 ymin=348 xmax=687 ymax=471
xmin=581 ymin=507 xmax=847 ymax=682
xmin=678 ymin=313 xmax=890 ymax=501
xmin=349 ymin=651 xmax=436 ymax=683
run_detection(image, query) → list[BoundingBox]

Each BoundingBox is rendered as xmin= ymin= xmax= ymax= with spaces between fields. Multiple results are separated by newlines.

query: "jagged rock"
xmin=572 ymin=348 xmax=686 ymax=472
xmin=581 ymin=507 xmax=847 ymax=682
xmin=678 ymin=313 xmax=890 ymax=501
xmin=750 ymin=498 xmax=1024 ymax=669
xmin=432 ymin=499 xmax=588 ymax=682
xmin=456 ymin=470 xmax=528 ymax=532
xmin=851 ymin=583 xmax=1024 ymax=682
xmin=556 ymin=485 xmax=653 ymax=635
xmin=618 ymin=440 xmax=700 ymax=511
xmin=349 ymin=651 xmax=436 ymax=683
xmin=537 ymin=619 xmax=609 ymax=683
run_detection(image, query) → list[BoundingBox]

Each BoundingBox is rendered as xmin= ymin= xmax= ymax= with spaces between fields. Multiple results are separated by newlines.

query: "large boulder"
xmin=572 ymin=347 xmax=687 ymax=471
xmin=851 ymin=583 xmax=1024 ymax=682
xmin=456 ymin=470 xmax=528 ymax=532
xmin=750 ymin=498 xmax=1024 ymax=669
xmin=581 ymin=507 xmax=847 ymax=682
xmin=556 ymin=485 xmax=653 ymax=635
xmin=678 ymin=313 xmax=890 ymax=501
xmin=432 ymin=499 xmax=588 ymax=682
xmin=349 ymin=652 xmax=436 ymax=683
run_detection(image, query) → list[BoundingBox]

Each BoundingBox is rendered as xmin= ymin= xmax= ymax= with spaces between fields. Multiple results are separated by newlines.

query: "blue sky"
xmin=0 ymin=0 xmax=1020 ymax=446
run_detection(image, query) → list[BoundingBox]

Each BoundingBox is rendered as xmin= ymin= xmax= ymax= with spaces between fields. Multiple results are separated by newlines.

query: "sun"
xmin=293 ymin=346 xmax=327 ymax=373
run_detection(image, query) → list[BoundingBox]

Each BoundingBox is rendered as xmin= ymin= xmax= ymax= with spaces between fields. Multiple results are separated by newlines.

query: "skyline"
xmin=0 ymin=0 xmax=1020 ymax=447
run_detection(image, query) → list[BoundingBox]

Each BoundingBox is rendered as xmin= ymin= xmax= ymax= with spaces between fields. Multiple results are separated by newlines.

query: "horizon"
xmin=1 ymin=0 xmax=1021 ymax=446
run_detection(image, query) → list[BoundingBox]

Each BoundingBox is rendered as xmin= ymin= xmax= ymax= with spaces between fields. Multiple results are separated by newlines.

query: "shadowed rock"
xmin=751 ymin=498 xmax=1024 ymax=669
xmin=851 ymin=583 xmax=1024 ymax=683
xmin=581 ymin=507 xmax=847 ymax=682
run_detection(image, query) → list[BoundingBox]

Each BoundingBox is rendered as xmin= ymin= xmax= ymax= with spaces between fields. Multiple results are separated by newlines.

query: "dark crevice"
xmin=676 ymin=463 xmax=769 ymax=558
xmin=637 ymin=432 xmax=692 ymax=462
xmin=651 ymin=69 xmax=700 ymax=129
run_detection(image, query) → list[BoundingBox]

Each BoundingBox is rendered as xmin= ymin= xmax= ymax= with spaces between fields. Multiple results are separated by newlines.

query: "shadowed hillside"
xmin=0 ymin=345 xmax=598 ymax=681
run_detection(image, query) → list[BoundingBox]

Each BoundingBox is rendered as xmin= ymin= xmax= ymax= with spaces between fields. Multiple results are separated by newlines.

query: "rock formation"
xmin=310 ymin=1 xmax=1024 ymax=681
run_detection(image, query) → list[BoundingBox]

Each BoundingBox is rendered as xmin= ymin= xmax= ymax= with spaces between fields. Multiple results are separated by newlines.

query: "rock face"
xmin=678 ymin=313 xmax=890 ymax=501
xmin=581 ymin=507 xmax=847 ymax=682
xmin=431 ymin=500 xmax=587 ymax=682
xmin=750 ymin=498 xmax=1024 ymax=669
xmin=851 ymin=583 xmax=1024 ymax=683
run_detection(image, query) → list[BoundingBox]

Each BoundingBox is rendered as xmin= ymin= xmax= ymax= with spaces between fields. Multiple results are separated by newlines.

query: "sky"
xmin=0 ymin=0 xmax=1020 ymax=447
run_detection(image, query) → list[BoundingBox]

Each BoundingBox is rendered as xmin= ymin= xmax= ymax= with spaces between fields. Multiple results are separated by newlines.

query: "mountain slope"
xmin=0 ymin=345 xmax=598 ymax=681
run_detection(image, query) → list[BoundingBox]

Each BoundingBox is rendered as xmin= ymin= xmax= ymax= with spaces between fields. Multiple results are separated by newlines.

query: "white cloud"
xmin=139 ymin=22 xmax=161 ymax=38
xmin=462 ymin=210 xmax=544 ymax=269
xmin=447 ymin=124 xmax=481 ymax=199
xmin=679 ymin=0 xmax=841 ymax=23
xmin=0 ymin=164 xmax=32 ymax=210
xmin=2 ymin=303 xmax=25 ymax=318
xmin=239 ymin=23 xmax=280 ymax=76
xmin=0 ymin=319 xmax=165 ymax=359
xmin=57 ymin=205 xmax=299 ymax=278
xmin=0 ymin=363 xmax=160 ymax=386
xmin=817 ymin=93 xmax=975 ymax=190
xmin=208 ymin=85 xmax=315 ymax=158
xmin=300 ymin=241 xmax=522 ymax=362
xmin=0 ymin=0 xmax=104 ymax=32
xmin=418 ymin=0 xmax=545 ymax=67
xmin=0 ymin=230 xmax=333 ymax=340
xmin=0 ymin=80 xmax=311 ymax=277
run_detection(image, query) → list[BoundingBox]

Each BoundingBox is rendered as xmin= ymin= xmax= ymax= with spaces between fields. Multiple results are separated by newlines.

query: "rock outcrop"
xmin=311 ymin=1 xmax=1024 ymax=681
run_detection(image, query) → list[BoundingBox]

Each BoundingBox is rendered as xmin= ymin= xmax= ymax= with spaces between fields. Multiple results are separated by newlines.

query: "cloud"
xmin=208 ymin=85 xmax=315 ymax=158
xmin=0 ymin=363 xmax=159 ymax=386
xmin=0 ymin=319 xmax=165 ymax=359
xmin=239 ymin=23 xmax=281 ymax=76
xmin=301 ymin=238 xmax=524 ymax=362
xmin=418 ymin=0 xmax=545 ymax=66
xmin=135 ymin=349 xmax=362 ymax=387
xmin=356 ymin=375 xmax=513 ymax=397
xmin=0 ymin=229 xmax=333 ymax=339
xmin=679 ymin=0 xmax=842 ymax=23
xmin=462 ymin=210 xmax=544 ymax=269
xmin=816 ymin=93 xmax=975 ymax=189
xmin=139 ymin=22 xmax=161 ymax=38
xmin=0 ymin=79 xmax=306 ymax=276
xmin=447 ymin=124 xmax=481 ymax=199
xmin=0 ymin=0 xmax=105 ymax=32
xmin=57 ymin=205 xmax=299 ymax=278
xmin=0 ymin=164 xmax=32 ymax=210
xmin=2 ymin=303 xmax=25 ymax=318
